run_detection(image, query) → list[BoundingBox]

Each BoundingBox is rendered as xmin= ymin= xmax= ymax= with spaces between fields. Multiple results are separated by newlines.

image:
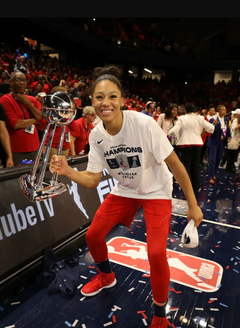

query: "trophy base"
xmin=19 ymin=174 xmax=67 ymax=202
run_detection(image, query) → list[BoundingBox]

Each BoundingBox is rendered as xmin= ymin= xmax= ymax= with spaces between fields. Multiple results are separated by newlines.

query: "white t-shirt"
xmin=87 ymin=110 xmax=174 ymax=199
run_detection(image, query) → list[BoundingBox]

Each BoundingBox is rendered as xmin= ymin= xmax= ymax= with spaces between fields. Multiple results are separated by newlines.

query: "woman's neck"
xmin=104 ymin=111 xmax=123 ymax=136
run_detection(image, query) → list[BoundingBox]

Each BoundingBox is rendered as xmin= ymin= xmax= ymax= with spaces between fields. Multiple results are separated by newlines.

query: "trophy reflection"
xmin=19 ymin=91 xmax=77 ymax=202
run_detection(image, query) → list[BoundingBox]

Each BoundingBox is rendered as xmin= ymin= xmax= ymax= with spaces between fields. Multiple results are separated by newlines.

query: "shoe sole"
xmin=81 ymin=278 xmax=117 ymax=297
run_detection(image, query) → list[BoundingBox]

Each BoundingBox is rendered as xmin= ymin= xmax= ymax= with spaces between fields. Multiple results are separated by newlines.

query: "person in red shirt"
xmin=128 ymin=100 xmax=138 ymax=111
xmin=200 ymin=109 xmax=211 ymax=165
xmin=30 ymin=74 xmax=52 ymax=95
xmin=70 ymin=106 xmax=96 ymax=155
xmin=0 ymin=71 xmax=44 ymax=165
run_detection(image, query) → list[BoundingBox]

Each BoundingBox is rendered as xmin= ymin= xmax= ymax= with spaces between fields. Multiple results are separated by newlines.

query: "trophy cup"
xmin=19 ymin=91 xmax=77 ymax=202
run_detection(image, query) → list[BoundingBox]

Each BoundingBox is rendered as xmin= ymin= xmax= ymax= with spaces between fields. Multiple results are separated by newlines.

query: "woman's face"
xmin=92 ymin=79 xmax=124 ymax=125
xmin=86 ymin=112 xmax=97 ymax=123
xmin=171 ymin=107 xmax=178 ymax=117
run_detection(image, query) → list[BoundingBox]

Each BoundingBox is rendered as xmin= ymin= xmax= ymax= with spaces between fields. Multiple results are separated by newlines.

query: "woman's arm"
xmin=49 ymin=155 xmax=102 ymax=189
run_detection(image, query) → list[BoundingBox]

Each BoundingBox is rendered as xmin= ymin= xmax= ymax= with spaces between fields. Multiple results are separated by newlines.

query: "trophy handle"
xmin=50 ymin=125 xmax=66 ymax=185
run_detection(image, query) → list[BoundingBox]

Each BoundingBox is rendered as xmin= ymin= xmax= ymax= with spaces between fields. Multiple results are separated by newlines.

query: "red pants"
xmin=86 ymin=193 xmax=172 ymax=303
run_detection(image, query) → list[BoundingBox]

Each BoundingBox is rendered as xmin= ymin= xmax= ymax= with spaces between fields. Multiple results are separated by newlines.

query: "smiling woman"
xmin=49 ymin=65 xmax=204 ymax=328
xmin=91 ymin=66 xmax=124 ymax=135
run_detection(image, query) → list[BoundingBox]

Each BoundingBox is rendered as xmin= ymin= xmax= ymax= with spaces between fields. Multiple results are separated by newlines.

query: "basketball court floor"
xmin=0 ymin=164 xmax=240 ymax=328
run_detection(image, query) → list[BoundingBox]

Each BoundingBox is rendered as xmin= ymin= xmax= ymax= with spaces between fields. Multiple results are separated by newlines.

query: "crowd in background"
xmin=0 ymin=38 xmax=240 ymax=190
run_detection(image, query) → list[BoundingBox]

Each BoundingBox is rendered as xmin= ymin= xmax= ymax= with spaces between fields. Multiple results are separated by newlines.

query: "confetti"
xmin=195 ymin=307 xmax=204 ymax=311
xmin=219 ymin=303 xmax=228 ymax=308
xmin=112 ymin=315 xmax=117 ymax=323
xmin=10 ymin=301 xmax=20 ymax=305
xmin=81 ymin=325 xmax=87 ymax=328
xmin=111 ymin=305 xmax=122 ymax=311
xmin=138 ymin=280 xmax=146 ymax=284
xmin=64 ymin=321 xmax=72 ymax=327
xmin=103 ymin=322 xmax=113 ymax=327
xmin=80 ymin=275 xmax=87 ymax=279
xmin=142 ymin=318 xmax=148 ymax=326
xmin=77 ymin=284 xmax=83 ymax=289
xmin=210 ymin=308 xmax=219 ymax=311
xmin=80 ymin=297 xmax=86 ymax=301
xmin=128 ymin=287 xmax=135 ymax=292
xmin=72 ymin=319 xmax=79 ymax=327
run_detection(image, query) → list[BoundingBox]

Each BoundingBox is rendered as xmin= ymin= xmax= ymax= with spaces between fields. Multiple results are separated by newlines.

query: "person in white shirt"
xmin=49 ymin=66 xmax=203 ymax=328
xmin=224 ymin=108 xmax=240 ymax=174
xmin=168 ymin=103 xmax=215 ymax=194
xmin=157 ymin=103 xmax=180 ymax=158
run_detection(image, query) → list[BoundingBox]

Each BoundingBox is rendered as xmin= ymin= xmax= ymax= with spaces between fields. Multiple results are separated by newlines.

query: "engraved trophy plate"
xmin=19 ymin=91 xmax=77 ymax=202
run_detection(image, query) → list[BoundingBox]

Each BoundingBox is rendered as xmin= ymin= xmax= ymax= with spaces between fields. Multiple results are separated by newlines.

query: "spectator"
xmin=224 ymin=108 xmax=240 ymax=174
xmin=14 ymin=55 xmax=29 ymax=75
xmin=0 ymin=70 xmax=10 ymax=84
xmin=75 ymin=86 xmax=92 ymax=119
xmin=207 ymin=104 xmax=231 ymax=184
xmin=30 ymin=74 xmax=52 ymax=95
xmin=69 ymin=106 xmax=96 ymax=155
xmin=207 ymin=104 xmax=216 ymax=121
xmin=199 ymin=109 xmax=210 ymax=165
xmin=31 ymin=82 xmax=44 ymax=96
xmin=157 ymin=103 xmax=180 ymax=158
xmin=168 ymin=103 xmax=215 ymax=194
xmin=141 ymin=101 xmax=155 ymax=116
xmin=0 ymin=103 xmax=13 ymax=167
xmin=0 ymin=71 xmax=43 ymax=165
xmin=152 ymin=105 xmax=161 ymax=121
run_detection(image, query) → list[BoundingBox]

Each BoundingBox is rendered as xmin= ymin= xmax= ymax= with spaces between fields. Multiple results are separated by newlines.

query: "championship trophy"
xmin=19 ymin=91 xmax=77 ymax=202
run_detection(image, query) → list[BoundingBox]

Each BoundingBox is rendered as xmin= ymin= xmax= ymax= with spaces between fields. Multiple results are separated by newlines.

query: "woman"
xmin=224 ymin=108 xmax=240 ymax=174
xmin=69 ymin=106 xmax=96 ymax=155
xmin=168 ymin=103 xmax=215 ymax=194
xmin=199 ymin=109 xmax=211 ymax=165
xmin=49 ymin=66 xmax=203 ymax=328
xmin=157 ymin=103 xmax=179 ymax=158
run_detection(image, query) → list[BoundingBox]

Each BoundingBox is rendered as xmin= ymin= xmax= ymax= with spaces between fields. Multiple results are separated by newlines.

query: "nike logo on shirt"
xmin=97 ymin=139 xmax=103 ymax=144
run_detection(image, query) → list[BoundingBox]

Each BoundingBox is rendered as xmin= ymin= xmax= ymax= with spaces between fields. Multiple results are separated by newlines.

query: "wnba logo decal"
xmin=66 ymin=167 xmax=89 ymax=219
xmin=107 ymin=237 xmax=223 ymax=293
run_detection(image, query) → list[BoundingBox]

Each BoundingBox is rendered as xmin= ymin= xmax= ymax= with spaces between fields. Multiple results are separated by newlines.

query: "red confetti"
xmin=112 ymin=315 xmax=116 ymax=323
xmin=169 ymin=287 xmax=182 ymax=294
xmin=137 ymin=311 xmax=148 ymax=319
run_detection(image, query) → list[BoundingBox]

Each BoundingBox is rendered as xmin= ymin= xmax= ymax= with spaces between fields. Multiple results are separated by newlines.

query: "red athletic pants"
xmin=86 ymin=193 xmax=172 ymax=303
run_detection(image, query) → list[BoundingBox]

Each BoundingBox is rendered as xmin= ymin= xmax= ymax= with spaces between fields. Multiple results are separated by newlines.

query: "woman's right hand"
xmin=49 ymin=155 xmax=69 ymax=176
